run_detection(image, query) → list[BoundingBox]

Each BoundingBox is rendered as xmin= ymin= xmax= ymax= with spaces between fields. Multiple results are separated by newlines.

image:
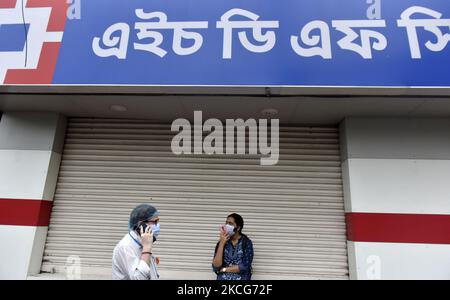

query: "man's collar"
xmin=128 ymin=230 xmax=142 ymax=248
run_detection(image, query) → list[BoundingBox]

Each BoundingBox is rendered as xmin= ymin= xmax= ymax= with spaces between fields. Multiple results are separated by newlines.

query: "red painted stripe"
xmin=0 ymin=199 xmax=53 ymax=226
xmin=5 ymin=42 xmax=61 ymax=84
xmin=346 ymin=212 xmax=450 ymax=244
xmin=0 ymin=0 xmax=17 ymax=9
xmin=27 ymin=0 xmax=68 ymax=32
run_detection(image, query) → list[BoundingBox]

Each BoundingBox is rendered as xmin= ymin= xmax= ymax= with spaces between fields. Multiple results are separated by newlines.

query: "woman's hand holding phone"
xmin=219 ymin=225 xmax=230 ymax=245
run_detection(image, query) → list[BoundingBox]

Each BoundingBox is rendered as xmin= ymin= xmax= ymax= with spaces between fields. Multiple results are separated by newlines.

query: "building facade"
xmin=1 ymin=0 xmax=450 ymax=280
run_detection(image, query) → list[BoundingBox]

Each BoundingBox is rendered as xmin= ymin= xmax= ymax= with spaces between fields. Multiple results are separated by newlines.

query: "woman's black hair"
xmin=227 ymin=213 xmax=244 ymax=234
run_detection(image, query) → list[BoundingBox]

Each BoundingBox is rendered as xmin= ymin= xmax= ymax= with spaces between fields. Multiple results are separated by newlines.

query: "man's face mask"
xmin=137 ymin=222 xmax=161 ymax=242
xmin=151 ymin=223 xmax=160 ymax=242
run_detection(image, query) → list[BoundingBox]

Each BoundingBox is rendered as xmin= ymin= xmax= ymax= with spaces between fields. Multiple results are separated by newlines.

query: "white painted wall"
xmin=0 ymin=225 xmax=40 ymax=280
xmin=0 ymin=150 xmax=60 ymax=200
xmin=340 ymin=117 xmax=450 ymax=280
xmin=342 ymin=158 xmax=450 ymax=214
xmin=348 ymin=241 xmax=450 ymax=280
xmin=0 ymin=112 xmax=66 ymax=280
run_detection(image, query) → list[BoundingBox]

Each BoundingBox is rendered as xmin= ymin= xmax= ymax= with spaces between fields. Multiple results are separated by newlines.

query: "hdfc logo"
xmin=0 ymin=0 xmax=68 ymax=84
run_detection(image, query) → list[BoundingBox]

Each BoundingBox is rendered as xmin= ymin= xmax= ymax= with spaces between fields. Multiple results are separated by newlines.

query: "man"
xmin=112 ymin=204 xmax=161 ymax=280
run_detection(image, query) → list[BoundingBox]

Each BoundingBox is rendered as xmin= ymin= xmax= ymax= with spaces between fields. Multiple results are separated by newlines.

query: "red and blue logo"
xmin=0 ymin=0 xmax=67 ymax=84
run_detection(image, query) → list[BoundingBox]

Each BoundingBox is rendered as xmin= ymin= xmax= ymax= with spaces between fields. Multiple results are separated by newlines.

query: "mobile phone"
xmin=138 ymin=223 xmax=148 ymax=234
xmin=137 ymin=223 xmax=156 ymax=242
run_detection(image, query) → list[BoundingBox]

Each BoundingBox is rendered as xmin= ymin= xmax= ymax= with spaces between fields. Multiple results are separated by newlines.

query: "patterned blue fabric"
xmin=212 ymin=236 xmax=254 ymax=280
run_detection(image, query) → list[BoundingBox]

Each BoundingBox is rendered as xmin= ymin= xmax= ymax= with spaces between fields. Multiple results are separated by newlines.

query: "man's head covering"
xmin=128 ymin=204 xmax=159 ymax=230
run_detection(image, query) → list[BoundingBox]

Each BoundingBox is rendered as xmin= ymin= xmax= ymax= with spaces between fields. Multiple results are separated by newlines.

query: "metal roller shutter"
xmin=41 ymin=118 xmax=349 ymax=279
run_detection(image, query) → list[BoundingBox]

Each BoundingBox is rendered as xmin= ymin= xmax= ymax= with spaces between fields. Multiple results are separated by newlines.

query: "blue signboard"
xmin=0 ymin=0 xmax=449 ymax=86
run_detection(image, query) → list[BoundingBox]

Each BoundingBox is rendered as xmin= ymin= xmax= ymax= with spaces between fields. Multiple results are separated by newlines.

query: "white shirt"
xmin=112 ymin=231 xmax=159 ymax=280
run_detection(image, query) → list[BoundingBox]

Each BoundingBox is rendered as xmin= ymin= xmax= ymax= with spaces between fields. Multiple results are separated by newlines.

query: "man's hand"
xmin=139 ymin=225 xmax=153 ymax=252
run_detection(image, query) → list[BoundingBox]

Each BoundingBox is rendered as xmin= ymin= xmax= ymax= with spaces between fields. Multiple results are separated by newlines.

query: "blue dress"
xmin=212 ymin=236 xmax=254 ymax=280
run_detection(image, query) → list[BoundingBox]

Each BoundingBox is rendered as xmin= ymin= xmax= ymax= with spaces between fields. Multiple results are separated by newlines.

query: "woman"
xmin=212 ymin=213 xmax=254 ymax=280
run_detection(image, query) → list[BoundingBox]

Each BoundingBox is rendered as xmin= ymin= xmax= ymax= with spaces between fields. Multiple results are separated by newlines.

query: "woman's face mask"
xmin=224 ymin=224 xmax=236 ymax=236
